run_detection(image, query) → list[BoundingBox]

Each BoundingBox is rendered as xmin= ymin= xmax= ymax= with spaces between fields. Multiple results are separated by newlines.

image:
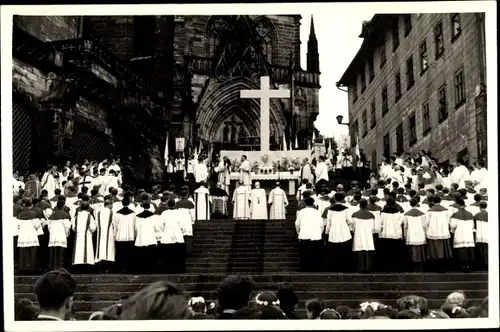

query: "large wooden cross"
xmin=240 ymin=76 xmax=290 ymax=153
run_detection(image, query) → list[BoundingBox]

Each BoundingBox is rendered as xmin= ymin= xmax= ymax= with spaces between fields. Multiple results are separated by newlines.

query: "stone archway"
xmin=196 ymin=77 xmax=286 ymax=145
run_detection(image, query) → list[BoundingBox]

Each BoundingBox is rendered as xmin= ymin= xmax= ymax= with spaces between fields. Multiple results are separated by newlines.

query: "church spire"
xmin=307 ymin=15 xmax=320 ymax=73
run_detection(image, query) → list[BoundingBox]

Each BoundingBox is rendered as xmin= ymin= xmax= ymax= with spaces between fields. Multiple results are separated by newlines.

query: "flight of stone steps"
xmin=14 ymin=273 xmax=488 ymax=320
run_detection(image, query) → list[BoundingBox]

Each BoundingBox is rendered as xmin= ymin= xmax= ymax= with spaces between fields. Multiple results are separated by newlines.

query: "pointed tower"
xmin=307 ymin=15 xmax=320 ymax=73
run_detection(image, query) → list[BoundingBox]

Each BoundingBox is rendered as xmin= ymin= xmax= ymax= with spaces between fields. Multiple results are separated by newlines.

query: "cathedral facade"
xmin=12 ymin=15 xmax=320 ymax=180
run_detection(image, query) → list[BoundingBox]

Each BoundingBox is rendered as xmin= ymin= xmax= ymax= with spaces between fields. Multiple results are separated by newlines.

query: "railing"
xmin=185 ymin=55 xmax=320 ymax=87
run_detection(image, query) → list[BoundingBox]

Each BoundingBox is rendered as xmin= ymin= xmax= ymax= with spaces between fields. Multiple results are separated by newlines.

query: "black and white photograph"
xmin=1 ymin=2 xmax=498 ymax=330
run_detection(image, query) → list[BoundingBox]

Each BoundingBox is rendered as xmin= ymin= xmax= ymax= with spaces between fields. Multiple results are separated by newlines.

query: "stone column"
xmin=474 ymin=85 xmax=487 ymax=163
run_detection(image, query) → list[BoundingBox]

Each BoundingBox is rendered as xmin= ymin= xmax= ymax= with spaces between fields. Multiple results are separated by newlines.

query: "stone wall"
xmin=15 ymin=16 xmax=81 ymax=41
xmin=346 ymin=13 xmax=486 ymax=165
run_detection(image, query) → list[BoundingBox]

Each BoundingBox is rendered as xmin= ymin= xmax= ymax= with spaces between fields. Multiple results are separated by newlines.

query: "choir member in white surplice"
xmin=473 ymin=160 xmax=488 ymax=192
xmin=47 ymin=201 xmax=72 ymax=271
xmin=250 ymin=182 xmax=268 ymax=220
xmin=94 ymin=199 xmax=117 ymax=272
xmin=378 ymin=199 xmax=405 ymax=272
xmin=194 ymin=157 xmax=209 ymax=188
xmin=300 ymin=158 xmax=314 ymax=184
xmin=215 ymin=157 xmax=231 ymax=193
xmin=450 ymin=198 xmax=476 ymax=272
xmin=232 ymin=181 xmax=251 ymax=220
xmin=466 ymin=194 xmax=482 ymax=216
xmin=134 ymin=202 xmax=159 ymax=273
xmin=268 ymin=182 xmax=289 ymax=220
xmin=175 ymin=190 xmax=195 ymax=256
xmin=324 ymin=196 xmax=352 ymax=272
xmin=72 ymin=203 xmax=97 ymax=272
xmin=295 ymin=197 xmax=324 ymax=272
xmin=314 ymin=156 xmax=329 ymax=192
xmin=160 ymin=199 xmax=187 ymax=273
xmin=474 ymin=202 xmax=488 ymax=271
xmin=296 ymin=179 xmax=309 ymax=202
xmin=41 ymin=166 xmax=57 ymax=202
xmin=425 ymin=196 xmax=453 ymax=272
xmin=194 ymin=182 xmax=211 ymax=221
xmin=16 ymin=201 xmax=42 ymax=274
xmin=403 ymin=199 xmax=428 ymax=272
xmin=49 ymin=189 xmax=62 ymax=209
xmin=315 ymin=187 xmax=332 ymax=222
xmin=113 ymin=197 xmax=136 ymax=273
xmin=210 ymin=183 xmax=229 ymax=219
xmin=239 ymin=155 xmax=252 ymax=190
xmin=351 ymin=199 xmax=376 ymax=273
xmin=450 ymin=159 xmax=470 ymax=189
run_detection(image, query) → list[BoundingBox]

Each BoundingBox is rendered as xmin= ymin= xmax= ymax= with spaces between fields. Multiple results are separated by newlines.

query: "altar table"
xmin=229 ymin=171 xmax=300 ymax=195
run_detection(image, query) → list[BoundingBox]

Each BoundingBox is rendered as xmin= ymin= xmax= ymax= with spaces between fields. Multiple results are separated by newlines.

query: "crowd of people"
xmin=294 ymin=151 xmax=489 ymax=274
xmin=16 ymin=269 xmax=489 ymax=321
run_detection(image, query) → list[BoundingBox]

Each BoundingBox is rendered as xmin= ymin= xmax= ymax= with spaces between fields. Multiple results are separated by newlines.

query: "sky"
xmin=299 ymin=11 xmax=376 ymax=138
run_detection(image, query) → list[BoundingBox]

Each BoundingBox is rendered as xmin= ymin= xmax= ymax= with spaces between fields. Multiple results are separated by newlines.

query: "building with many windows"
xmin=337 ymin=13 xmax=487 ymax=170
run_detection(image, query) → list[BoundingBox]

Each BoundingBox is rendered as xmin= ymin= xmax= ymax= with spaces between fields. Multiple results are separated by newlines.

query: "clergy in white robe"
xmin=209 ymin=184 xmax=229 ymax=219
xmin=16 ymin=206 xmax=42 ymax=273
xmin=113 ymin=197 xmax=136 ymax=273
xmin=378 ymin=199 xmax=405 ymax=272
xmin=295 ymin=197 xmax=324 ymax=272
xmin=474 ymin=203 xmax=488 ymax=270
xmin=325 ymin=200 xmax=352 ymax=272
xmin=425 ymin=197 xmax=453 ymax=271
xmin=296 ymin=180 xmax=309 ymax=202
xmin=134 ymin=202 xmax=159 ymax=273
xmin=268 ymin=183 xmax=288 ymax=220
xmin=46 ymin=203 xmax=72 ymax=270
xmin=250 ymin=182 xmax=268 ymax=220
xmin=403 ymin=199 xmax=428 ymax=272
xmin=159 ymin=200 xmax=187 ymax=273
xmin=239 ymin=155 xmax=252 ymax=189
xmin=215 ymin=157 xmax=231 ymax=193
xmin=450 ymin=160 xmax=470 ymax=189
xmin=315 ymin=192 xmax=331 ymax=222
xmin=232 ymin=182 xmax=251 ymax=220
xmin=351 ymin=199 xmax=376 ymax=273
xmin=300 ymin=159 xmax=314 ymax=184
xmin=95 ymin=201 xmax=117 ymax=272
xmin=194 ymin=182 xmax=210 ymax=221
xmin=449 ymin=199 xmax=475 ymax=271
xmin=72 ymin=203 xmax=97 ymax=268
xmin=314 ymin=156 xmax=329 ymax=186
xmin=175 ymin=193 xmax=195 ymax=256
xmin=193 ymin=158 xmax=209 ymax=185
xmin=41 ymin=166 xmax=57 ymax=201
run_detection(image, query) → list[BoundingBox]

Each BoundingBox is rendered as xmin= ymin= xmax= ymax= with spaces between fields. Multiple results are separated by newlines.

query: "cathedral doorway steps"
xmin=14 ymin=272 xmax=488 ymax=320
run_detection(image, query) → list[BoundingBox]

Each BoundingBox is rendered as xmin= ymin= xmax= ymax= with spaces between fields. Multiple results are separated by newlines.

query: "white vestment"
xmin=268 ymin=188 xmax=288 ymax=219
xmin=194 ymin=186 xmax=210 ymax=221
xmin=450 ymin=165 xmax=470 ymax=189
xmin=72 ymin=211 xmax=97 ymax=265
xmin=232 ymin=186 xmax=251 ymax=219
xmin=95 ymin=208 xmax=117 ymax=262
xmin=41 ymin=172 xmax=57 ymax=198
xmin=215 ymin=161 xmax=231 ymax=192
xmin=239 ymin=160 xmax=252 ymax=186
xmin=250 ymin=188 xmax=268 ymax=220
xmin=314 ymin=162 xmax=329 ymax=183
xmin=193 ymin=163 xmax=209 ymax=183
xmin=300 ymin=163 xmax=314 ymax=184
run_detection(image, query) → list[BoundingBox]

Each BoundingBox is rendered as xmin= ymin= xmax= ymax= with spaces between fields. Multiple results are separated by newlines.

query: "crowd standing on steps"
xmin=16 ymin=269 xmax=488 ymax=320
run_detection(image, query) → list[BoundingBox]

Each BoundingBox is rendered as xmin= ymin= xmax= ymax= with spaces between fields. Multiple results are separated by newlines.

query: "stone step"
xmin=14 ymin=273 xmax=489 ymax=285
xmin=15 ymin=280 xmax=486 ymax=294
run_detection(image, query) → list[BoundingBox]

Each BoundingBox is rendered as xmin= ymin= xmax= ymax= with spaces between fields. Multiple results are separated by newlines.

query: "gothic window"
xmin=254 ymin=16 xmax=275 ymax=64
xmin=206 ymin=16 xmax=231 ymax=57
xmin=223 ymin=125 xmax=229 ymax=142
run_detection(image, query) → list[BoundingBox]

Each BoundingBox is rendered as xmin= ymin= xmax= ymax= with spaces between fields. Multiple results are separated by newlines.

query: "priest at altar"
xmin=250 ymin=182 xmax=268 ymax=219
xmin=215 ymin=156 xmax=231 ymax=193
xmin=300 ymin=158 xmax=314 ymax=184
xmin=232 ymin=181 xmax=251 ymax=220
xmin=210 ymin=183 xmax=229 ymax=219
xmin=239 ymin=155 xmax=252 ymax=190
xmin=268 ymin=182 xmax=288 ymax=220
xmin=194 ymin=182 xmax=210 ymax=221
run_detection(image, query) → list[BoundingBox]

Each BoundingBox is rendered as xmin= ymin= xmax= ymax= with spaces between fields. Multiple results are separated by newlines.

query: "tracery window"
xmin=253 ymin=17 xmax=275 ymax=64
xmin=206 ymin=16 xmax=231 ymax=57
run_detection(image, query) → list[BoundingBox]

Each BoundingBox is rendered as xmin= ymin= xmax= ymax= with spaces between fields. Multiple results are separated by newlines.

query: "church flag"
xmin=312 ymin=131 xmax=316 ymax=143
xmin=164 ymin=132 xmax=169 ymax=166
xmin=295 ymin=135 xmax=298 ymax=149
xmin=282 ymin=134 xmax=287 ymax=152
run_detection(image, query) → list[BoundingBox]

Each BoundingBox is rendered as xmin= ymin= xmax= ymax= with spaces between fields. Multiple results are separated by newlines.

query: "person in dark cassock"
xmin=210 ymin=183 xmax=229 ymax=219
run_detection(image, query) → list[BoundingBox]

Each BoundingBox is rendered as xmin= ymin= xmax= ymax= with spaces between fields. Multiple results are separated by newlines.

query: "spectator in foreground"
xmin=34 ymin=268 xmax=77 ymax=321
xmin=277 ymin=285 xmax=299 ymax=319
xmin=15 ymin=298 xmax=40 ymax=321
xmin=217 ymin=275 xmax=255 ymax=319
xmin=305 ymin=299 xmax=324 ymax=320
